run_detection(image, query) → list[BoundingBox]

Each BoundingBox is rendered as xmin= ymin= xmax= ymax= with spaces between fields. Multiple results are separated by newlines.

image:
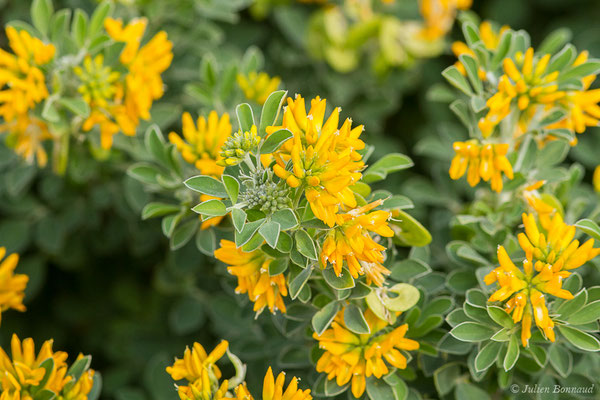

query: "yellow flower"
xmin=452 ymin=21 xmax=509 ymax=79
xmin=419 ymin=0 xmax=472 ymax=41
xmin=449 ymin=140 xmax=513 ymax=192
xmin=1 ymin=113 xmax=52 ymax=167
xmin=166 ymin=340 xmax=229 ymax=383
xmin=237 ymin=72 xmax=281 ymax=105
xmin=522 ymin=189 xmax=557 ymax=230
xmin=0 ymin=247 xmax=28 ymax=323
xmin=82 ymin=17 xmax=173 ymax=149
xmin=320 ymin=200 xmax=394 ymax=287
xmin=313 ymin=309 xmax=418 ymax=398
xmin=0 ymin=334 xmax=70 ymax=396
xmin=59 ymin=355 xmax=95 ymax=400
xmin=228 ymin=367 xmax=312 ymax=400
xmin=478 ymin=47 xmax=565 ymax=138
xmin=169 ymin=111 xmax=233 ymax=176
xmin=594 ymin=166 xmax=600 ymax=192
xmin=214 ymin=240 xmax=287 ymax=314
xmin=268 ymin=95 xmax=365 ymax=227
xmin=177 ymin=378 xmax=230 ymax=400
xmin=485 ymin=213 xmax=600 ymax=347
xmin=546 ymin=51 xmax=600 ymax=136
xmin=518 ymin=212 xmax=600 ymax=271
xmin=0 ymin=26 xmax=55 ymax=122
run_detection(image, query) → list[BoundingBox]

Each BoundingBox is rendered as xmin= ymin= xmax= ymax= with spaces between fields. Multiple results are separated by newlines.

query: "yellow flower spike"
xmin=419 ymin=0 xmax=472 ymax=41
xmin=214 ymin=240 xmax=287 ymax=314
xmin=0 ymin=247 xmax=28 ymax=323
xmin=267 ymin=95 xmax=365 ymax=227
xmin=594 ymin=166 xmax=600 ymax=192
xmin=314 ymin=309 xmax=418 ymax=398
xmin=449 ymin=140 xmax=513 ymax=192
xmin=166 ymin=340 xmax=228 ymax=383
xmin=237 ymin=71 xmax=281 ymax=105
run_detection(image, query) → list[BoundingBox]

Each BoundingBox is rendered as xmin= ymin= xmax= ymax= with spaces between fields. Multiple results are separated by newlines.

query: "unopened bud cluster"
xmin=240 ymin=170 xmax=290 ymax=214
xmin=218 ymin=125 xmax=261 ymax=166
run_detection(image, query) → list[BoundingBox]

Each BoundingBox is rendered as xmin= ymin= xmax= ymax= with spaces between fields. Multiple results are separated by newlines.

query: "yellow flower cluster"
xmin=452 ymin=21 xmax=509 ymax=79
xmin=167 ymin=341 xmax=311 ymax=400
xmin=0 ymin=26 xmax=55 ymax=166
xmin=320 ymin=200 xmax=394 ymax=286
xmin=594 ymin=166 xmax=600 ymax=192
xmin=0 ymin=247 xmax=28 ymax=323
xmin=0 ymin=334 xmax=95 ymax=399
xmin=449 ymin=140 xmax=514 ymax=192
xmin=485 ymin=213 xmax=600 ymax=346
xmin=79 ymin=17 xmax=173 ymax=149
xmin=313 ymin=308 xmax=418 ymax=398
xmin=169 ymin=112 xmax=233 ymax=176
xmin=237 ymin=72 xmax=281 ymax=105
xmin=269 ymin=95 xmax=365 ymax=227
xmin=419 ymin=0 xmax=472 ymax=41
xmin=214 ymin=240 xmax=288 ymax=314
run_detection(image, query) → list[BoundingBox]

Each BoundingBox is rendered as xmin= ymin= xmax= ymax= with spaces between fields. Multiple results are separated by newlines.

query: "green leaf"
xmin=567 ymin=300 xmax=600 ymax=325
xmin=433 ymin=363 xmax=460 ymax=396
xmin=235 ymin=219 xmax=265 ymax=247
xmin=169 ymin=296 xmax=205 ymax=335
xmin=231 ymin=208 xmax=246 ymax=233
xmin=50 ymin=9 xmax=71 ymax=43
xmin=462 ymin=22 xmax=481 ymax=46
xmin=289 ymin=265 xmax=312 ymax=299
xmin=236 ymin=103 xmax=255 ymax=132
xmin=200 ymin=56 xmax=217 ymax=87
xmin=442 ymin=65 xmax=473 ymax=96
xmin=558 ymin=325 xmax=600 ymax=351
xmin=363 ymin=153 xmax=414 ymax=183
xmin=312 ymin=301 xmax=340 ymax=335
xmin=538 ymin=28 xmax=572 ymax=55
xmin=31 ymin=0 xmax=53 ymax=36
xmin=33 ymin=390 xmax=56 ymax=400
xmin=322 ymin=267 xmax=355 ymax=290
xmin=503 ymin=334 xmax=520 ymax=371
xmin=67 ymin=355 xmax=92 ymax=382
xmin=72 ymin=9 xmax=88 ymax=48
xmin=548 ymin=344 xmax=572 ymax=378
xmin=450 ymin=322 xmax=496 ymax=342
xmin=455 ymin=383 xmax=491 ymax=400
xmin=458 ymin=54 xmax=482 ymax=94
xmin=33 ymin=358 xmax=55 ymax=394
xmin=487 ymin=306 xmax=514 ymax=328
xmin=556 ymin=289 xmax=587 ymax=317
xmin=192 ymin=199 xmax=227 ymax=217
xmin=195 ymin=228 xmax=216 ymax=256
xmin=490 ymin=31 xmax=513 ymax=70
xmin=268 ymin=258 xmax=288 ymax=276
xmin=89 ymin=1 xmax=112 ymax=37
xmin=88 ymin=373 xmax=102 ymax=400
xmin=142 ymin=203 xmax=180 ymax=220
xmin=295 ymin=230 xmax=317 ymax=260
xmin=185 ymin=175 xmax=228 ymax=198
xmin=259 ymin=220 xmax=280 ymax=248
xmin=547 ymin=44 xmax=576 ymax=74
xmin=222 ymin=175 xmax=240 ymax=204
xmin=366 ymin=377 xmax=397 ymax=400
xmin=574 ymin=219 xmax=600 ymax=241
xmin=537 ymin=139 xmax=569 ymax=168
xmin=390 ymin=210 xmax=432 ymax=247
xmin=384 ymin=283 xmax=420 ymax=312
xmin=558 ymin=61 xmax=600 ymax=82
xmin=271 ymin=209 xmax=298 ymax=230
xmin=42 ymin=97 xmax=60 ymax=123
xmin=259 ymin=90 xmax=287 ymax=136
xmin=170 ymin=219 xmax=199 ymax=250
xmin=475 ymin=341 xmax=501 ymax=372
xmin=57 ymin=97 xmax=89 ymax=118
xmin=343 ymin=304 xmax=370 ymax=334
xmin=260 ymin=129 xmax=293 ymax=154
xmin=390 ymin=259 xmax=431 ymax=281
xmin=323 ymin=378 xmax=348 ymax=397
xmin=127 ymin=163 xmax=161 ymax=185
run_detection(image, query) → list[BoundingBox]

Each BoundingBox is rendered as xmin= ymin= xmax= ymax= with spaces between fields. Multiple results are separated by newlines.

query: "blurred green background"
xmin=0 ymin=0 xmax=599 ymax=399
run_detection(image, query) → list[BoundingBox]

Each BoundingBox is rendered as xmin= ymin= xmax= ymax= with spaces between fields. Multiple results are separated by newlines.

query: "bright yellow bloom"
xmin=1 ymin=113 xmax=52 ymax=167
xmin=60 ymin=355 xmax=95 ymax=400
xmin=169 ymin=111 xmax=232 ymax=176
xmin=523 ymin=189 xmax=558 ymax=230
xmin=320 ymin=200 xmax=394 ymax=286
xmin=485 ymin=213 xmax=600 ymax=347
xmin=419 ymin=0 xmax=472 ymax=41
xmin=82 ymin=17 xmax=173 ymax=149
xmin=449 ymin=140 xmax=513 ymax=192
xmin=166 ymin=340 xmax=229 ymax=383
xmin=546 ymin=51 xmax=600 ymax=136
xmin=0 ymin=26 xmax=55 ymax=122
xmin=177 ymin=379 xmax=230 ymax=400
xmin=518 ymin=212 xmax=600 ymax=271
xmin=594 ymin=166 xmax=600 ymax=192
xmin=214 ymin=240 xmax=288 ymax=314
xmin=237 ymin=72 xmax=281 ymax=105
xmin=228 ymin=367 xmax=312 ymax=400
xmin=478 ymin=47 xmax=564 ymax=138
xmin=452 ymin=21 xmax=509 ymax=79
xmin=269 ymin=95 xmax=365 ymax=227
xmin=0 ymin=334 xmax=70 ymax=397
xmin=313 ymin=309 xmax=418 ymax=398
xmin=0 ymin=247 xmax=28 ymax=324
